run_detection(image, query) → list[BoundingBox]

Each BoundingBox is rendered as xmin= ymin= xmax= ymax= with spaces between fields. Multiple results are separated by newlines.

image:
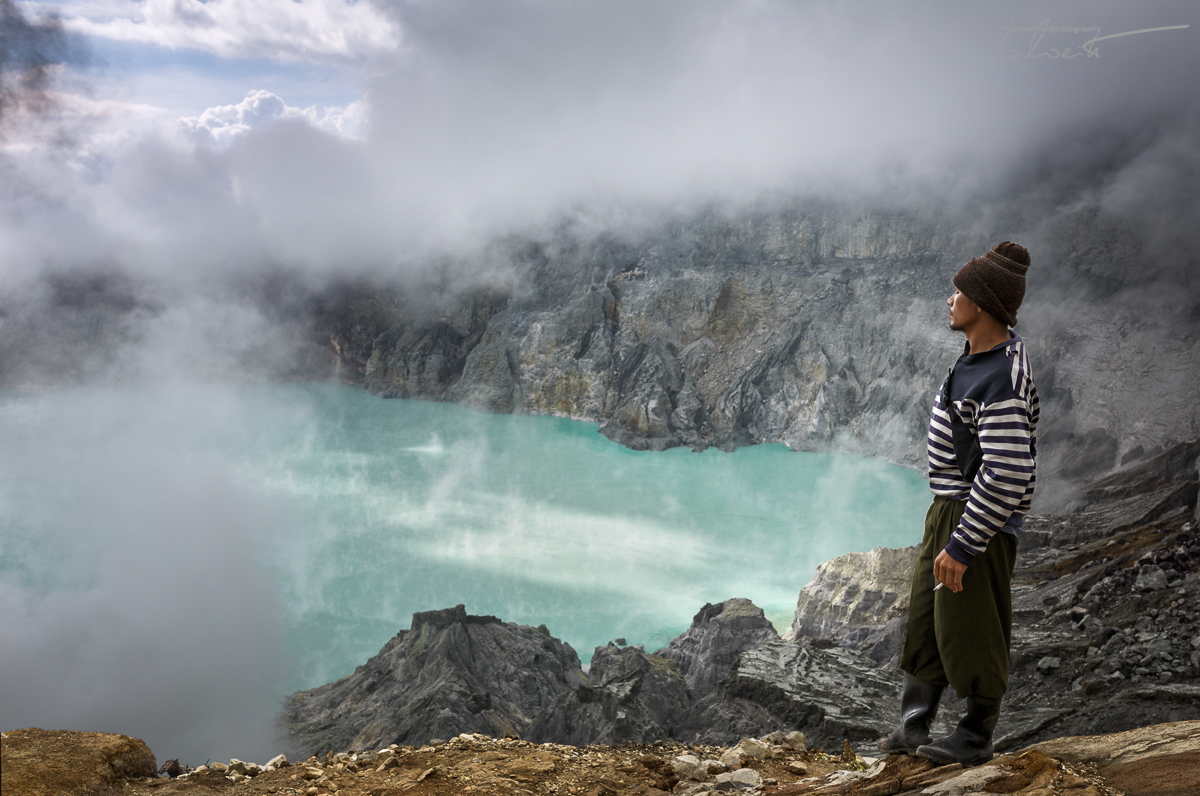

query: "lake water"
xmin=0 ymin=382 xmax=929 ymax=761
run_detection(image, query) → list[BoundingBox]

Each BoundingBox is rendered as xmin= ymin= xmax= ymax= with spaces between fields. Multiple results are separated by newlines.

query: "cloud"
xmin=43 ymin=0 xmax=400 ymax=61
xmin=180 ymin=89 xmax=367 ymax=144
xmin=2 ymin=0 xmax=1198 ymax=286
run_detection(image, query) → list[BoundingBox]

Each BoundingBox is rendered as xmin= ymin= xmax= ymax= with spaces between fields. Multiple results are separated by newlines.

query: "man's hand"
xmin=934 ymin=549 xmax=968 ymax=593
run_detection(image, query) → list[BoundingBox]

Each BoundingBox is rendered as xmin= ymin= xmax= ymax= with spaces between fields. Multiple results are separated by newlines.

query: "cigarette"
xmin=932 ymin=582 xmax=945 ymax=592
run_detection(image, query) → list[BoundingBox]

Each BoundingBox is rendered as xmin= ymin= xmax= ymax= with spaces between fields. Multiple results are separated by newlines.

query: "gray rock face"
xmin=277 ymin=605 xmax=585 ymax=757
xmin=318 ymin=202 xmax=1200 ymax=499
xmin=527 ymin=643 xmax=690 ymax=745
xmin=656 ymin=598 xmax=780 ymax=698
xmin=790 ymin=545 xmax=919 ymax=664
xmin=416 ymin=213 xmax=959 ymax=464
xmin=679 ymin=637 xmax=904 ymax=750
xmin=364 ymin=292 xmax=508 ymax=401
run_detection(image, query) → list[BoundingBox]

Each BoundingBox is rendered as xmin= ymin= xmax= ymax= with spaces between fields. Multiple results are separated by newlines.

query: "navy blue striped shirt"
xmin=928 ymin=334 xmax=1039 ymax=564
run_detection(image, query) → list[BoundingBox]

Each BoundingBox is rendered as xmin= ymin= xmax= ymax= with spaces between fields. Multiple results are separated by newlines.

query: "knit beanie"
xmin=953 ymin=241 xmax=1031 ymax=328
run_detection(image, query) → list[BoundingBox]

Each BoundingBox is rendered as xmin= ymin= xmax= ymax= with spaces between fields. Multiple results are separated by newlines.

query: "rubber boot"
xmin=877 ymin=673 xmax=945 ymax=754
xmin=916 ymin=695 xmax=1002 ymax=767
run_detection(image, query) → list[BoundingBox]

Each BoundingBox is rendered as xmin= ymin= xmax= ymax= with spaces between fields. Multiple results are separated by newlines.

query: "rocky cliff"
xmin=6 ymin=195 xmax=1196 ymax=502
xmin=331 ymin=199 xmax=1198 ymax=507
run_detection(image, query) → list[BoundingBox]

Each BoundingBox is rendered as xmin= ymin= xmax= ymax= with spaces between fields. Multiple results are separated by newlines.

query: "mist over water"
xmin=0 ymin=382 xmax=928 ymax=762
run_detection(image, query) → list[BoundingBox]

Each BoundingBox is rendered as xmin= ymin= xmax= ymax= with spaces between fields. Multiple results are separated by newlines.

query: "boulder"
xmin=671 ymin=753 xmax=707 ymax=781
xmin=1135 ymin=565 xmax=1170 ymax=593
xmin=714 ymin=767 xmax=761 ymax=790
xmin=1028 ymin=720 xmax=1200 ymax=796
xmin=0 ymin=728 xmax=156 ymax=796
xmin=783 ymin=730 xmax=808 ymax=751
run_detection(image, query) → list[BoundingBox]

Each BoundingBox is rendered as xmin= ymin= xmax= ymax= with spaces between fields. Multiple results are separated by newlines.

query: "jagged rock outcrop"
xmin=656 ymin=598 xmax=780 ymax=699
xmin=278 ymin=605 xmax=585 ymax=757
xmin=679 ymin=636 xmax=905 ymax=750
xmin=279 ymin=598 xmax=786 ymax=753
xmin=526 ymin=598 xmax=782 ymax=746
xmin=527 ymin=643 xmax=690 ymax=745
xmin=0 ymin=728 xmax=157 ymax=796
xmin=790 ymin=545 xmax=918 ymax=664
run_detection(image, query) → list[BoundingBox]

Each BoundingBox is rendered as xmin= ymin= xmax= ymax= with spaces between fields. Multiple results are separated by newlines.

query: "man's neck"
xmin=964 ymin=325 xmax=1012 ymax=355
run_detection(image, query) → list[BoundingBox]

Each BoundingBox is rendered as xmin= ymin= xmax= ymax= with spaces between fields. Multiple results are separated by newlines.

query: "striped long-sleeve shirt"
xmin=928 ymin=334 xmax=1039 ymax=564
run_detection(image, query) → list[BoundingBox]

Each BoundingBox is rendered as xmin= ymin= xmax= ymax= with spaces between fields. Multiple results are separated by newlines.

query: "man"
xmin=878 ymin=241 xmax=1039 ymax=767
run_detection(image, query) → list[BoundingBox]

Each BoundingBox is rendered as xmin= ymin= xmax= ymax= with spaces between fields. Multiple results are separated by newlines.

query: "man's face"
xmin=947 ymin=289 xmax=981 ymax=332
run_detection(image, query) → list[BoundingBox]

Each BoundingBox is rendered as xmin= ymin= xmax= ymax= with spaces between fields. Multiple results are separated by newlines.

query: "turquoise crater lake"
xmin=0 ymin=382 xmax=928 ymax=754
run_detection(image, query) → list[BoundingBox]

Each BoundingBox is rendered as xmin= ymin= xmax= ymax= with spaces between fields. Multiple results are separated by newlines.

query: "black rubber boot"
xmin=877 ymin=673 xmax=945 ymax=754
xmin=916 ymin=695 xmax=1002 ymax=767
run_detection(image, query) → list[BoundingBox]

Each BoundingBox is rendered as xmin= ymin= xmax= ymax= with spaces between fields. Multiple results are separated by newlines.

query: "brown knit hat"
xmin=953 ymin=241 xmax=1031 ymax=327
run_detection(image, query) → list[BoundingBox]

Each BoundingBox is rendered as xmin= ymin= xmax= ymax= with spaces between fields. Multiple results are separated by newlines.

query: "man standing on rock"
xmin=879 ymin=241 xmax=1039 ymax=767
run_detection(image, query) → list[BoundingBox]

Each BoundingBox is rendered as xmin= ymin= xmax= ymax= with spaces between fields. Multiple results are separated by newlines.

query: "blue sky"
xmin=83 ymin=35 xmax=364 ymax=114
xmin=18 ymin=0 xmax=395 ymax=121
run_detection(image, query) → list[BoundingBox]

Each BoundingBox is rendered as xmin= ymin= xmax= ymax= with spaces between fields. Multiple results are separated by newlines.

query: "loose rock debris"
xmin=15 ymin=732 xmax=1148 ymax=796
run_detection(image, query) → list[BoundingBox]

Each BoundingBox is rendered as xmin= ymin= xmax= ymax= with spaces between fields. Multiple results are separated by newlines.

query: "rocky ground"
xmin=5 ymin=722 xmax=1198 ymax=796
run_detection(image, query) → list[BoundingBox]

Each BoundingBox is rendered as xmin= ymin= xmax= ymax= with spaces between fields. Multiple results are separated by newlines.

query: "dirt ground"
xmin=129 ymin=736 xmax=863 ymax=796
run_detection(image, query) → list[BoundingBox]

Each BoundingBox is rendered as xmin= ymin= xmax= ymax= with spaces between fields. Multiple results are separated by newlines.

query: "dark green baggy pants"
xmin=899 ymin=496 xmax=1018 ymax=700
